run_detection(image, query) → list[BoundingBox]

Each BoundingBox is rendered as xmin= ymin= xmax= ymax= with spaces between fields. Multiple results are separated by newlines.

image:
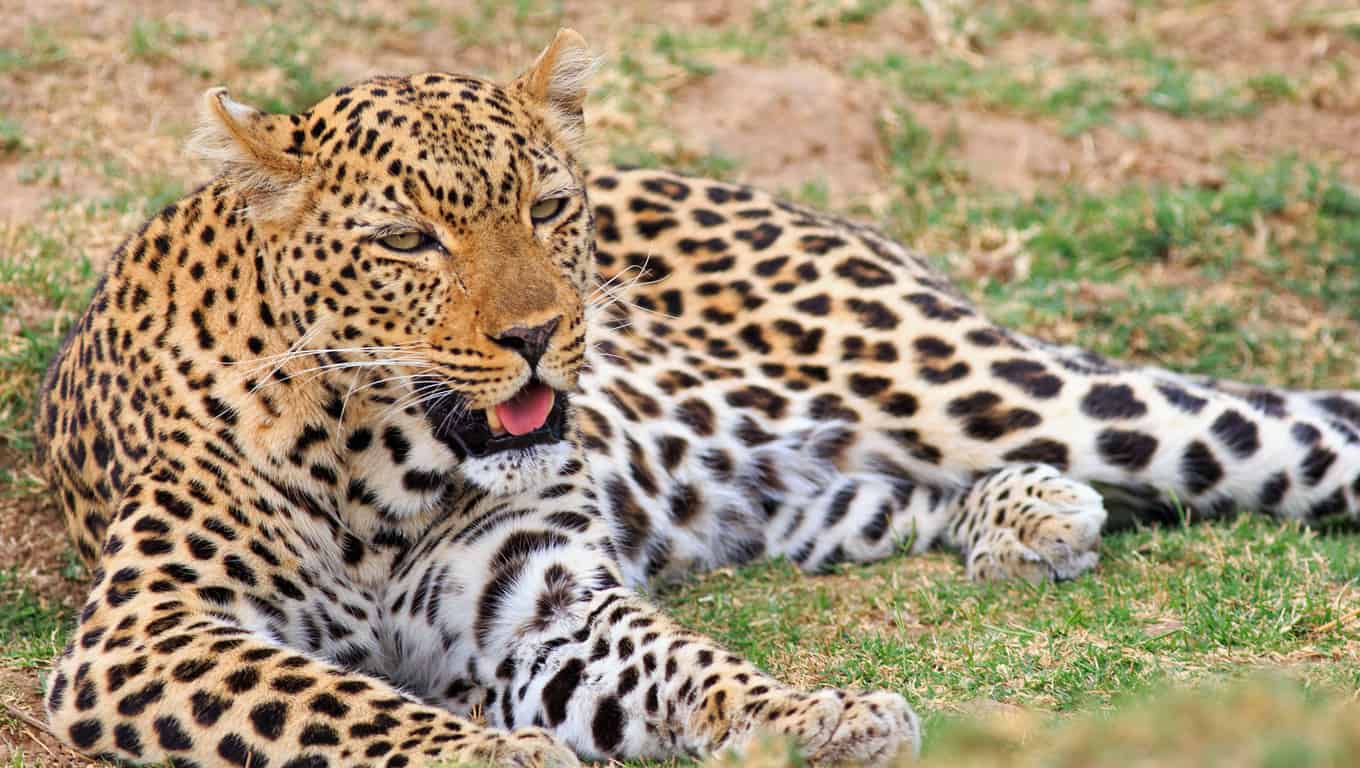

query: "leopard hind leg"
xmin=758 ymin=454 xmax=1105 ymax=581
xmin=769 ymin=473 xmax=951 ymax=572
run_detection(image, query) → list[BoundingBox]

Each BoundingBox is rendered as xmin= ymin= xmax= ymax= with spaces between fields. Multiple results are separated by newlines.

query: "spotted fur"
xmin=35 ymin=28 xmax=1360 ymax=768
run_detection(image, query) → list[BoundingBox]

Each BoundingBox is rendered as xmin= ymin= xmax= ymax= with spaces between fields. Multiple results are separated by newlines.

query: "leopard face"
xmin=192 ymin=35 xmax=596 ymax=494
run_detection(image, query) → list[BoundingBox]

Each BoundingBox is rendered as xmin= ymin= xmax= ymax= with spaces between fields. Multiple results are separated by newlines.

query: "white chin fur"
xmin=459 ymin=441 xmax=573 ymax=496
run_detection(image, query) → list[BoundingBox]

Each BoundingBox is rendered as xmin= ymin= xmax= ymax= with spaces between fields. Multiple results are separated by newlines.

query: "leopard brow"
xmin=536 ymin=175 xmax=579 ymax=200
xmin=356 ymin=219 xmax=431 ymax=239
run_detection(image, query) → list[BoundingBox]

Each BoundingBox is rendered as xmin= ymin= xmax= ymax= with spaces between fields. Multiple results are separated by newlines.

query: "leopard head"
xmin=192 ymin=30 xmax=597 ymax=492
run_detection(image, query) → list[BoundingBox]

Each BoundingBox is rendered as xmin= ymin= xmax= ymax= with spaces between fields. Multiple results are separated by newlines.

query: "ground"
xmin=2 ymin=1 xmax=1359 ymax=765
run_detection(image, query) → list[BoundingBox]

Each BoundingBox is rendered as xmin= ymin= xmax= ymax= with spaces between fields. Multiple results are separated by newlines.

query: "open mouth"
xmin=419 ymin=377 xmax=568 ymax=458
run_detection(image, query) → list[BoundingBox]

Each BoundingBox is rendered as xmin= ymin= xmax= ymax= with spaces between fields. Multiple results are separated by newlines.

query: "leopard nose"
xmin=490 ymin=317 xmax=560 ymax=369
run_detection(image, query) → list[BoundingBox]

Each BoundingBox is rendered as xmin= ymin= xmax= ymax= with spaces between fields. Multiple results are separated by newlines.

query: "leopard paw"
xmin=964 ymin=466 xmax=1105 ymax=582
xmin=739 ymin=688 xmax=920 ymax=766
xmin=806 ymin=689 xmax=920 ymax=765
xmin=459 ymin=726 xmax=580 ymax=768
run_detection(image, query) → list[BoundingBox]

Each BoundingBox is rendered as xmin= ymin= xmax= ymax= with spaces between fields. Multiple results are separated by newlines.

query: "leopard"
xmin=33 ymin=27 xmax=1360 ymax=768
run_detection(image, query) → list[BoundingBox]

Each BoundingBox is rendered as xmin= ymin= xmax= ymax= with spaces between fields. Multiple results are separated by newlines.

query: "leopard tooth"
xmin=485 ymin=406 xmax=504 ymax=434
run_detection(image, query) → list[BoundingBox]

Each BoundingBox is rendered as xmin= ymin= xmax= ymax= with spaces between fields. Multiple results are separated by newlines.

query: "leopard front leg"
xmin=948 ymin=463 xmax=1107 ymax=582
xmin=525 ymin=589 xmax=919 ymax=764
xmin=46 ymin=463 xmax=578 ymax=768
xmin=382 ymin=480 xmax=919 ymax=764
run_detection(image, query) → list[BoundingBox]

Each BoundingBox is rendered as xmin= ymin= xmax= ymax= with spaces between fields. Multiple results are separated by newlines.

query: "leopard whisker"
xmin=339 ymin=364 xmax=443 ymax=422
xmin=247 ymin=322 xmax=325 ymax=384
xmin=238 ymin=347 xmax=427 ymax=382
xmin=588 ymin=255 xmax=674 ymax=320
xmin=231 ymin=340 xmax=425 ymax=367
xmin=380 ymin=375 xmax=461 ymax=416
xmin=249 ymin=357 xmax=431 ymax=394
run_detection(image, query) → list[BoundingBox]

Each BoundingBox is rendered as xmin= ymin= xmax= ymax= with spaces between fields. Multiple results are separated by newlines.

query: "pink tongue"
xmin=495 ymin=382 xmax=555 ymax=436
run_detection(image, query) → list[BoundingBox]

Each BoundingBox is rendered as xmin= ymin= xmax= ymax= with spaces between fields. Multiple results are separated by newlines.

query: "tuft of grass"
xmin=853 ymin=53 xmax=1122 ymax=136
xmin=126 ymin=17 xmax=197 ymax=63
xmin=0 ymin=224 xmax=94 ymax=449
xmin=1246 ymin=72 xmax=1299 ymax=103
xmin=607 ymin=142 xmax=665 ymax=170
xmin=834 ymin=0 xmax=895 ymax=26
xmin=0 ymin=115 xmax=24 ymax=155
xmin=448 ymin=0 xmax=565 ymax=47
xmin=651 ymin=24 xmax=777 ymax=67
xmin=238 ymin=23 xmax=341 ymax=114
xmin=1139 ymin=55 xmax=1258 ymax=119
xmin=965 ymin=0 xmax=1119 ymax=45
xmin=93 ymin=172 xmax=186 ymax=218
xmin=878 ymin=108 xmax=968 ymax=232
xmin=684 ymin=151 xmax=742 ymax=180
xmin=1042 ymin=75 xmax=1118 ymax=136
xmin=0 ymin=25 xmax=68 ymax=74
xmin=653 ymin=30 xmax=720 ymax=77
xmin=0 ymin=571 xmax=72 ymax=669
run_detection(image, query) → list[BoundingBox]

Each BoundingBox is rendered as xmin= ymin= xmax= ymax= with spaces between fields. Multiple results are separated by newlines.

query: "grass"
xmin=853 ymin=54 xmax=1124 ymax=136
xmin=641 ymin=515 xmax=1360 ymax=765
xmin=128 ymin=18 xmax=183 ymax=62
xmin=0 ymin=26 xmax=67 ymax=75
xmin=708 ymin=677 xmax=1360 ymax=767
xmin=0 ymin=571 xmax=72 ymax=671
xmin=659 ymin=517 xmax=1359 ymax=721
xmin=2 ymin=0 xmax=1360 ymax=765
xmin=917 ymin=675 xmax=1360 ymax=767
xmin=852 ymin=45 xmax=1271 ymax=136
xmin=238 ymin=22 xmax=342 ymax=114
xmin=970 ymin=160 xmax=1360 ymax=376
xmin=874 ymin=102 xmax=1360 ymax=388
xmin=92 ymin=171 xmax=185 ymax=218
xmin=0 ymin=221 xmax=94 ymax=450
xmin=0 ymin=116 xmax=23 ymax=156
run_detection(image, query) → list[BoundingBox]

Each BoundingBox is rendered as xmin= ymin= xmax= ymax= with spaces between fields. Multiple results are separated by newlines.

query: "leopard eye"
xmin=530 ymin=197 xmax=566 ymax=224
xmin=378 ymin=231 xmax=430 ymax=252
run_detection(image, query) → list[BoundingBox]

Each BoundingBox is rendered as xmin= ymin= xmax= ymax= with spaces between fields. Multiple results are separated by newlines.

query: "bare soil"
xmin=0 ymin=665 xmax=89 ymax=768
xmin=667 ymin=62 xmax=890 ymax=202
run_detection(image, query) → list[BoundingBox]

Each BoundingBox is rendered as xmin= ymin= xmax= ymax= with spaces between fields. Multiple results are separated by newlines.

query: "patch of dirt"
xmin=783 ymin=3 xmax=940 ymax=66
xmin=0 ymin=665 xmax=95 ymax=767
xmin=1149 ymin=0 xmax=1360 ymax=80
xmin=0 ymin=168 xmax=56 ymax=223
xmin=666 ymin=63 xmax=889 ymax=203
xmin=614 ymin=0 xmax=737 ymax=28
xmin=971 ymin=0 xmax=1360 ymax=191
xmin=909 ymin=104 xmax=1082 ymax=196
xmin=912 ymin=97 xmax=1360 ymax=197
xmin=1105 ymin=104 xmax=1360 ymax=184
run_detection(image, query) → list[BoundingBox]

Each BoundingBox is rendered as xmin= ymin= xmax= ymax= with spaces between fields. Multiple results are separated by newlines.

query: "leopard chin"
xmin=458 ymin=440 xmax=575 ymax=497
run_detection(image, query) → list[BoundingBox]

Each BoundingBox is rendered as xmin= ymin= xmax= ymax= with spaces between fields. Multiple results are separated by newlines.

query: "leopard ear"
xmin=187 ymin=87 xmax=309 ymax=221
xmin=512 ymin=29 xmax=596 ymax=148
